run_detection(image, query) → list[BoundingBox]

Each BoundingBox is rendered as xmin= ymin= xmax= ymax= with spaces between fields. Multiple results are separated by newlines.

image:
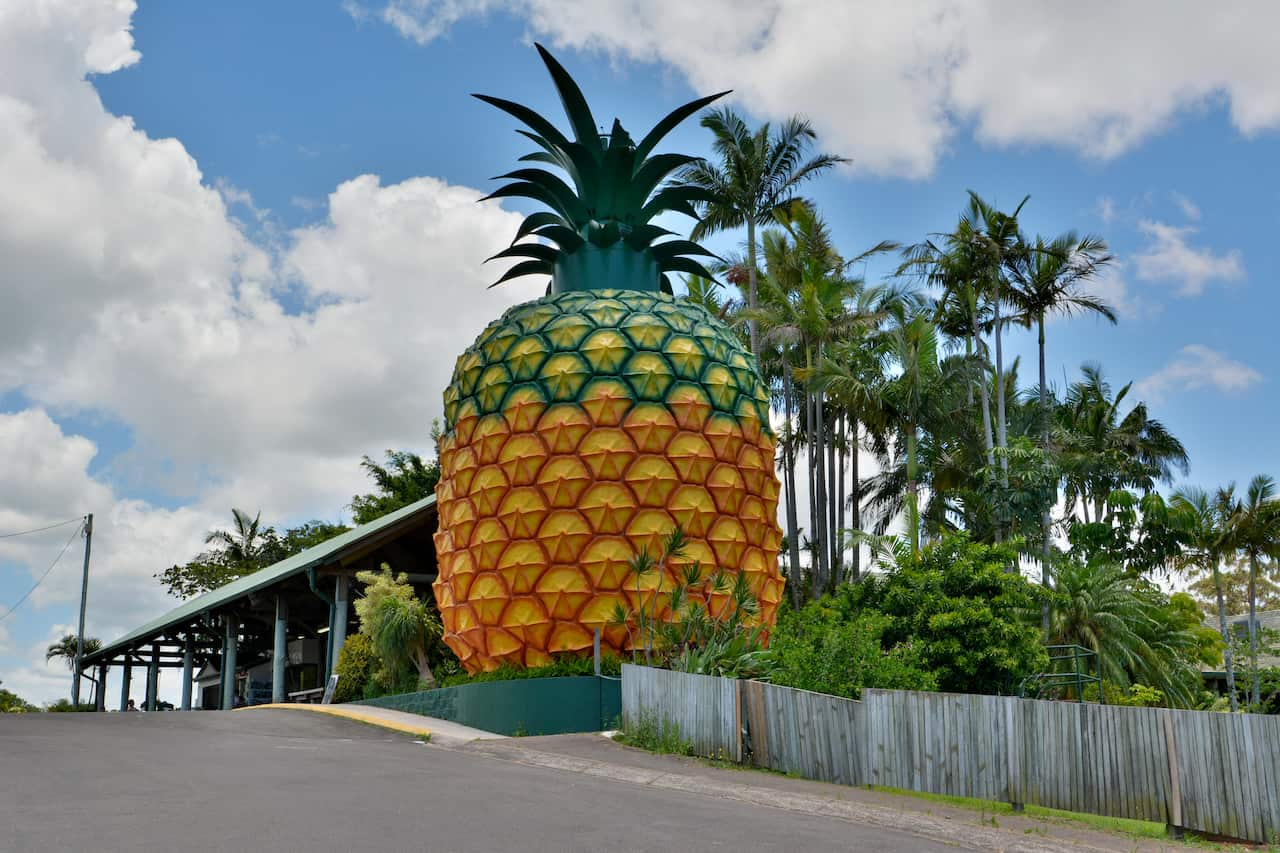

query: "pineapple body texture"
xmin=434 ymin=290 xmax=785 ymax=672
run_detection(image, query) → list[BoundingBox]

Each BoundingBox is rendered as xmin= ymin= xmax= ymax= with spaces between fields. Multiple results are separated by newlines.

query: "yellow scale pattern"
xmin=434 ymin=290 xmax=785 ymax=672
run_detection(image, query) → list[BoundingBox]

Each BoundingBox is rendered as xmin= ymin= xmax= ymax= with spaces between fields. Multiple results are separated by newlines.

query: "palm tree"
xmin=206 ymin=508 xmax=270 ymax=569
xmin=1007 ymin=231 xmax=1115 ymax=626
xmin=1171 ymin=486 xmax=1239 ymax=711
xmin=1058 ymin=366 xmax=1189 ymax=521
xmin=880 ymin=311 xmax=945 ymax=556
xmin=961 ymin=192 xmax=1029 ymax=487
xmin=684 ymin=108 xmax=846 ymax=360
xmin=1049 ymin=560 xmax=1202 ymax=707
xmin=1223 ymin=475 xmax=1280 ymax=708
xmin=46 ymin=634 xmax=101 ymax=670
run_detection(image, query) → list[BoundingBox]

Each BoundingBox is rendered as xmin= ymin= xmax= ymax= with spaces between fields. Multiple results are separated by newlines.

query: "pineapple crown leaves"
xmin=474 ymin=43 xmax=729 ymax=289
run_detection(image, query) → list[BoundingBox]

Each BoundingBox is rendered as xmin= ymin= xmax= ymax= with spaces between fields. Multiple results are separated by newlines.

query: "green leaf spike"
xmin=474 ymin=43 xmax=729 ymax=294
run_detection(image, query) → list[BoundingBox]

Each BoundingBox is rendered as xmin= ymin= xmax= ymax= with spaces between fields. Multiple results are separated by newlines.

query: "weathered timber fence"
xmin=620 ymin=665 xmax=1280 ymax=843
xmin=621 ymin=664 xmax=740 ymax=761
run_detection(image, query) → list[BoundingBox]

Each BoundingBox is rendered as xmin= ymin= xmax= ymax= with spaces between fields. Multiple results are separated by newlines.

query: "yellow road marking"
xmin=241 ymin=703 xmax=432 ymax=740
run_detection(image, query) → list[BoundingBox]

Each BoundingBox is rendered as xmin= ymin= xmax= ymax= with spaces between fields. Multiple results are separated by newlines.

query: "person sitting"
xmin=126 ymin=698 xmax=138 ymax=712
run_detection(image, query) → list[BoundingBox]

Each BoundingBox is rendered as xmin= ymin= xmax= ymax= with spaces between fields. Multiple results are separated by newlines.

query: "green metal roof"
xmin=85 ymin=495 xmax=437 ymax=662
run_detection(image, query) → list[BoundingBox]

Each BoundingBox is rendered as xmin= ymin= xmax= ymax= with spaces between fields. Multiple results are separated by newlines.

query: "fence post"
xmin=1006 ymin=698 xmax=1024 ymax=811
xmin=1160 ymin=709 xmax=1183 ymax=838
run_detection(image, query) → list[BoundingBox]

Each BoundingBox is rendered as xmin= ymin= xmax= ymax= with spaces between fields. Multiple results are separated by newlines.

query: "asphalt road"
xmin=0 ymin=710 xmax=966 ymax=853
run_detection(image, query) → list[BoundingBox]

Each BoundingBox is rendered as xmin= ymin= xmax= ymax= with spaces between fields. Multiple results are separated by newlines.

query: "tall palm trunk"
xmin=812 ymin=388 xmax=830 ymax=598
xmin=1038 ymin=312 xmax=1052 ymax=636
xmin=850 ymin=420 xmax=861 ymax=582
xmin=906 ymin=426 xmax=920 ymax=557
xmin=1214 ymin=564 xmax=1239 ymax=712
xmin=1248 ymin=554 xmax=1260 ymax=708
xmin=746 ymin=219 xmax=760 ymax=360
xmin=973 ymin=298 xmax=995 ymax=468
xmin=826 ymin=403 xmax=838 ymax=585
xmin=782 ymin=362 xmax=803 ymax=608
xmin=836 ymin=410 xmax=847 ymax=587
xmin=993 ymin=290 xmax=1009 ymax=484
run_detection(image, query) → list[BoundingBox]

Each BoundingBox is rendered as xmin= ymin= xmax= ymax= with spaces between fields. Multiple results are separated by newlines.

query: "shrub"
xmin=43 ymin=699 xmax=96 ymax=712
xmin=332 ymin=633 xmax=377 ymax=704
xmin=768 ymin=607 xmax=937 ymax=699
xmin=439 ymin=655 xmax=621 ymax=688
xmin=846 ymin=534 xmax=1049 ymax=695
xmin=354 ymin=565 xmax=447 ymax=693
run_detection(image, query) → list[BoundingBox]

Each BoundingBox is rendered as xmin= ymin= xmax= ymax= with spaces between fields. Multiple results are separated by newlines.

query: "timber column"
xmin=221 ymin=615 xmax=238 ymax=710
xmin=119 ymin=657 xmax=132 ymax=711
xmin=330 ymin=576 xmax=349 ymax=679
xmin=145 ymin=645 xmax=160 ymax=711
xmin=272 ymin=596 xmax=288 ymax=704
xmin=180 ymin=634 xmax=194 ymax=710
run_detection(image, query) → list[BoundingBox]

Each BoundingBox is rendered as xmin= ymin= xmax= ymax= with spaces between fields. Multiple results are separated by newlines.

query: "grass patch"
xmin=868 ymin=785 xmax=1166 ymax=838
xmin=613 ymin=712 xmax=693 ymax=756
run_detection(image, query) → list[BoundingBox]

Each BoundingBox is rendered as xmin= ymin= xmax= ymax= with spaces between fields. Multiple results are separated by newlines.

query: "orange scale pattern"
xmin=434 ymin=290 xmax=784 ymax=672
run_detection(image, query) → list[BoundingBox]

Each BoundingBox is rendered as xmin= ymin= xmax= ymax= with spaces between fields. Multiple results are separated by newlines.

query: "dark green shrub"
xmin=439 ymin=655 xmax=621 ymax=688
xmin=768 ymin=607 xmax=937 ymax=699
xmin=332 ymin=633 xmax=377 ymax=704
xmin=43 ymin=699 xmax=96 ymax=712
xmin=844 ymin=534 xmax=1049 ymax=695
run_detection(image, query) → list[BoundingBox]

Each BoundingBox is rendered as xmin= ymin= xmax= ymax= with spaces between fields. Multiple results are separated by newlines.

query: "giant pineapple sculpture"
xmin=433 ymin=45 xmax=785 ymax=672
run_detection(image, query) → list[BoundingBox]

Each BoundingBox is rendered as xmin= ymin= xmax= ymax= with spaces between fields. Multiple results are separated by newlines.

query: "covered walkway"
xmin=80 ymin=496 xmax=438 ymax=711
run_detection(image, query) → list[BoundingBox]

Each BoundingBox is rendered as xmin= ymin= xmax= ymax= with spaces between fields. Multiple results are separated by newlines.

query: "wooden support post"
xmin=330 ymin=576 xmax=349 ymax=680
xmin=119 ymin=660 xmax=132 ymax=711
xmin=181 ymin=635 xmax=193 ymax=710
xmin=221 ymin=615 xmax=238 ymax=710
xmin=272 ymin=596 xmax=288 ymax=704
xmin=1161 ymin=709 xmax=1183 ymax=838
xmin=145 ymin=645 xmax=160 ymax=711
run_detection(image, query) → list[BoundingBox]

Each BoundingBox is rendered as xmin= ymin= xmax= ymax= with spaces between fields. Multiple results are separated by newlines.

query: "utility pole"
xmin=71 ymin=514 xmax=93 ymax=706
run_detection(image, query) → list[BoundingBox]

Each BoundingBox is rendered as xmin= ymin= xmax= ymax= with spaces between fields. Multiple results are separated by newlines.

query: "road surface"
xmin=0 ymin=709 xmax=972 ymax=852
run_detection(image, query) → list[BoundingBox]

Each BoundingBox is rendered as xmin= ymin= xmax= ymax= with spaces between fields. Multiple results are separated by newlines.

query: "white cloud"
xmin=1170 ymin=191 xmax=1201 ymax=221
xmin=352 ymin=0 xmax=1280 ymax=178
xmin=1079 ymin=260 xmax=1152 ymax=322
xmin=1132 ymin=220 xmax=1245 ymax=296
xmin=1096 ymin=196 xmax=1116 ymax=225
xmin=1136 ymin=345 xmax=1262 ymax=403
xmin=0 ymin=0 xmax=545 ymax=703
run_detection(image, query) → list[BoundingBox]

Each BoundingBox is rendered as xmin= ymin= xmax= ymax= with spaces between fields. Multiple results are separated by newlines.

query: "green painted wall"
xmin=353 ymin=675 xmax=621 ymax=736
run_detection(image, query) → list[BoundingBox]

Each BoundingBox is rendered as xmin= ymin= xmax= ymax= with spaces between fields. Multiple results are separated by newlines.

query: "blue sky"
xmin=1 ymin=1 xmax=1277 ymax=702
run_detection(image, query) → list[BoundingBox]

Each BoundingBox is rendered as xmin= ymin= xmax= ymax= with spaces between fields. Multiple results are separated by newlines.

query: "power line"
xmin=0 ymin=517 xmax=83 ymax=539
xmin=0 ymin=521 xmax=85 ymax=624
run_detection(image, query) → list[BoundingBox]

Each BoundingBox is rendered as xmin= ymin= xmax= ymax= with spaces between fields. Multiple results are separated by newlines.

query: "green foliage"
xmin=43 ymin=699 xmax=96 ymax=712
xmin=768 ymin=606 xmax=937 ymax=699
xmin=1047 ymin=559 xmax=1211 ymax=708
xmin=615 ymin=712 xmax=693 ymax=756
xmin=355 ymin=566 xmax=444 ymax=693
xmin=610 ymin=527 xmax=771 ymax=678
xmin=332 ymin=633 xmax=377 ymax=704
xmin=0 ymin=680 xmax=36 ymax=713
xmin=847 ymin=534 xmax=1049 ymax=695
xmin=156 ymin=510 xmax=348 ymax=599
xmin=349 ymin=450 xmax=440 ymax=525
xmin=45 ymin=634 xmax=101 ymax=670
xmin=438 ymin=655 xmax=621 ymax=688
xmin=475 ymin=44 xmax=723 ymax=293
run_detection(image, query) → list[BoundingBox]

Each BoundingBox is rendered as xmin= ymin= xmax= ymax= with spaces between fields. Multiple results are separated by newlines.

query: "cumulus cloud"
xmin=0 ymin=0 xmax=542 ymax=702
xmin=1136 ymin=345 xmax=1263 ymax=403
xmin=1132 ymin=220 xmax=1245 ymax=296
xmin=1170 ymin=191 xmax=1202 ymax=221
xmin=350 ymin=0 xmax=1280 ymax=178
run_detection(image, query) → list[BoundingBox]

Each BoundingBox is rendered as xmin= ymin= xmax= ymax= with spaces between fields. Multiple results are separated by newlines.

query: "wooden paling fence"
xmin=621 ymin=665 xmax=1280 ymax=844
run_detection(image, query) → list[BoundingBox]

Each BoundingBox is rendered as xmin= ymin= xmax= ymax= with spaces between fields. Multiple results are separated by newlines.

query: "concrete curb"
xmin=240 ymin=704 xmax=433 ymax=740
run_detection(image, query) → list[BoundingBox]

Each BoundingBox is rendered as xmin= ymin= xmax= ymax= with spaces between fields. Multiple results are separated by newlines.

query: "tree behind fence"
xmin=620 ymin=664 xmax=1280 ymax=844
